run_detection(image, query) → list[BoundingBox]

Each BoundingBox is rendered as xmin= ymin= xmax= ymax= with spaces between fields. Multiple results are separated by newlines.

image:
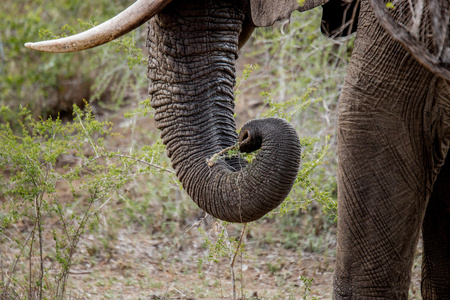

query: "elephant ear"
xmin=249 ymin=0 xmax=329 ymax=27
xmin=369 ymin=0 xmax=450 ymax=81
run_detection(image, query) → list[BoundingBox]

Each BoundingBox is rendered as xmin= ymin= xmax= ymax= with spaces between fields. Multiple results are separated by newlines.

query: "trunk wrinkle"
xmin=147 ymin=0 xmax=301 ymax=222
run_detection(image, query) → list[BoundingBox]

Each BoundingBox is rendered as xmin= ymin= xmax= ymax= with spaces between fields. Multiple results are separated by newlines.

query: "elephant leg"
xmin=334 ymin=87 xmax=432 ymax=299
xmin=333 ymin=1 xmax=450 ymax=299
xmin=422 ymin=152 xmax=450 ymax=297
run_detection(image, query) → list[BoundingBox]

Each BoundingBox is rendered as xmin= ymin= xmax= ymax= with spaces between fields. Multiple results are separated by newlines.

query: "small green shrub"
xmin=1 ymin=2 xmax=354 ymax=298
xmin=0 ymin=0 xmax=148 ymax=124
xmin=0 ymin=104 xmax=174 ymax=299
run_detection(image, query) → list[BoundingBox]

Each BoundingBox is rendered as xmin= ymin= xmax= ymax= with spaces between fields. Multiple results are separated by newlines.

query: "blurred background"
xmin=0 ymin=0 xmax=422 ymax=298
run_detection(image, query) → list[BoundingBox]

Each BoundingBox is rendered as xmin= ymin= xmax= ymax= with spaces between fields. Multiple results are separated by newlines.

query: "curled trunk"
xmin=147 ymin=0 xmax=301 ymax=223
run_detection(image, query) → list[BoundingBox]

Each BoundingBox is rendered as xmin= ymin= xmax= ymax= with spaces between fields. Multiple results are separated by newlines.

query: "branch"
xmin=207 ymin=144 xmax=238 ymax=167
xmin=113 ymin=154 xmax=175 ymax=174
xmin=230 ymin=223 xmax=247 ymax=300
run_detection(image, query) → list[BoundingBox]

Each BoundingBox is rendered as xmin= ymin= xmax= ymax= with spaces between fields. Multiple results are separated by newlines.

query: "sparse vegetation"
xmin=0 ymin=104 xmax=177 ymax=299
xmin=0 ymin=1 xmax=424 ymax=299
xmin=0 ymin=0 xmax=148 ymax=123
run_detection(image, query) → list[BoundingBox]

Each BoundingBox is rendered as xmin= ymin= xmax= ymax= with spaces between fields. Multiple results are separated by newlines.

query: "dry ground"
xmin=61 ymin=101 xmax=336 ymax=299
xmin=1 ymin=57 xmax=423 ymax=300
xmin=63 ymin=99 xmax=422 ymax=299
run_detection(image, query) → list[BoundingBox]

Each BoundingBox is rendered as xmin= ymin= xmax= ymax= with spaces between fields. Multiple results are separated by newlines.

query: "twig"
xmin=2 ymin=222 xmax=37 ymax=299
xmin=91 ymin=197 xmax=112 ymax=215
xmin=76 ymin=113 xmax=99 ymax=157
xmin=1 ymin=253 xmax=4 ymax=291
xmin=163 ymin=213 xmax=208 ymax=299
xmin=113 ymin=154 xmax=175 ymax=174
xmin=56 ymin=188 xmax=99 ymax=299
xmin=36 ymin=193 xmax=44 ymax=300
xmin=207 ymin=144 xmax=238 ymax=167
xmin=230 ymin=223 xmax=247 ymax=300
xmin=67 ymin=270 xmax=92 ymax=275
xmin=29 ymin=228 xmax=36 ymax=300
xmin=83 ymin=154 xmax=174 ymax=174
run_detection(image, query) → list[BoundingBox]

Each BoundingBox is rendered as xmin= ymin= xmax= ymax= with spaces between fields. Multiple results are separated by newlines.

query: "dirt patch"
xmin=1 ymin=50 xmax=423 ymax=300
xmin=65 ymin=223 xmax=336 ymax=299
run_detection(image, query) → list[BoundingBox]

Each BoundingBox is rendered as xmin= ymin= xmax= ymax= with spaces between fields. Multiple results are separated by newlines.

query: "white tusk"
xmin=25 ymin=0 xmax=172 ymax=53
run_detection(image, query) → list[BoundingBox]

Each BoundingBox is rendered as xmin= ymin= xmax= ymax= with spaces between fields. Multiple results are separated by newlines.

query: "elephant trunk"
xmin=147 ymin=0 xmax=301 ymax=223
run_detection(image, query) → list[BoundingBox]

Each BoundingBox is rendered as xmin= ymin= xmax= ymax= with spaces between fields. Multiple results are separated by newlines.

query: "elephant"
xmin=25 ymin=0 xmax=450 ymax=298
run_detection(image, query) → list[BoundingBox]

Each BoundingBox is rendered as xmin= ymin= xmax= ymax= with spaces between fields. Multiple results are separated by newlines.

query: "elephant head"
xmin=26 ymin=0 xmax=338 ymax=223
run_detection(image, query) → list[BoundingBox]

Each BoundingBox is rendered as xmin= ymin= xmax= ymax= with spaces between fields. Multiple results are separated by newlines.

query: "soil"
xmin=1 ymin=52 xmax=423 ymax=300
xmin=62 ymin=97 xmax=337 ymax=299
xmin=63 ymin=67 xmax=422 ymax=299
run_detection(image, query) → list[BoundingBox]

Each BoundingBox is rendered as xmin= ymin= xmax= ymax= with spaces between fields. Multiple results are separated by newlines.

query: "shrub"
xmin=0 ymin=0 xmax=148 ymax=124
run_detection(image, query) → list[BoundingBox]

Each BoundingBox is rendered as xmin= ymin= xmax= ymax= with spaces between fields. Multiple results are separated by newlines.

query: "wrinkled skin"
xmin=146 ymin=0 xmax=302 ymax=223
xmin=25 ymin=0 xmax=450 ymax=297
xmin=147 ymin=0 xmax=450 ymax=296
xmin=333 ymin=0 xmax=450 ymax=298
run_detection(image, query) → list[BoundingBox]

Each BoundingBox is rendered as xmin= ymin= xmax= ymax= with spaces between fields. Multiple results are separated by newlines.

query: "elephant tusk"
xmin=24 ymin=0 xmax=173 ymax=53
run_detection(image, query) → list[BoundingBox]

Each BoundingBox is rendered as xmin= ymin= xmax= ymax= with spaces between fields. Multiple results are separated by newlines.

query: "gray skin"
xmin=145 ymin=0 xmax=450 ymax=298
xmin=146 ymin=0 xmax=302 ymax=223
xmin=333 ymin=0 xmax=450 ymax=298
xmin=26 ymin=0 xmax=449 ymax=297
